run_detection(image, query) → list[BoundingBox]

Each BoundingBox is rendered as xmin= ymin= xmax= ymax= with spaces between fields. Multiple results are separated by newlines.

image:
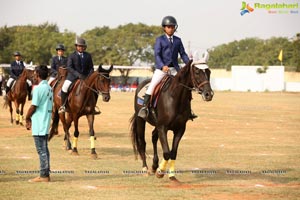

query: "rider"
xmin=48 ymin=44 xmax=68 ymax=85
xmin=58 ymin=37 xmax=94 ymax=113
xmin=4 ymin=51 xmax=32 ymax=101
xmin=138 ymin=16 xmax=197 ymax=120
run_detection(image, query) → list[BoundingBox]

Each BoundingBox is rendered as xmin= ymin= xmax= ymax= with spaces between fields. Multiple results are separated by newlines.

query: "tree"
xmin=82 ymin=23 xmax=162 ymax=84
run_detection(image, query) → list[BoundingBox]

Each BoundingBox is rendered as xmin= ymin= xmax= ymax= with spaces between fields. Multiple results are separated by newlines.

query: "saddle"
xmin=57 ymin=79 xmax=83 ymax=99
xmin=137 ymin=75 xmax=172 ymax=108
xmin=50 ymin=67 xmax=68 ymax=88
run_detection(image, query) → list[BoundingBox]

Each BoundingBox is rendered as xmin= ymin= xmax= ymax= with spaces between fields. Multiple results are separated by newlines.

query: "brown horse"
xmin=3 ymin=69 xmax=35 ymax=125
xmin=49 ymin=65 xmax=113 ymax=159
xmin=130 ymin=60 xmax=214 ymax=183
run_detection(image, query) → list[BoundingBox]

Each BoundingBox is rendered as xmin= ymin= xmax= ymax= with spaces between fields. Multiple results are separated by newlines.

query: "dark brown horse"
xmin=4 ymin=68 xmax=35 ymax=125
xmin=130 ymin=60 xmax=214 ymax=182
xmin=49 ymin=65 xmax=113 ymax=159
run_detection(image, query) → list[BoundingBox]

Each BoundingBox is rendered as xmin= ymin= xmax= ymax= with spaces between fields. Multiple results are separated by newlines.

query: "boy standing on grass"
xmin=26 ymin=65 xmax=53 ymax=182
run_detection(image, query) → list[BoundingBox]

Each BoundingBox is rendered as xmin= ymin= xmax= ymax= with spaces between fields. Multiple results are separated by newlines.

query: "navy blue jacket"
xmin=66 ymin=51 xmax=94 ymax=81
xmin=10 ymin=61 xmax=25 ymax=79
xmin=154 ymin=34 xmax=190 ymax=71
xmin=50 ymin=56 xmax=67 ymax=77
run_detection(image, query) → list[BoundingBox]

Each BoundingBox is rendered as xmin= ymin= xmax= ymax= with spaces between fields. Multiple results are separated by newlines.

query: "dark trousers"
xmin=33 ymin=135 xmax=50 ymax=177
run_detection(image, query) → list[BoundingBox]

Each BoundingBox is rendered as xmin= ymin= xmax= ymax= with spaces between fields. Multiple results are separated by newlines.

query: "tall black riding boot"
xmin=3 ymin=86 xmax=10 ymax=100
xmin=58 ymin=91 xmax=68 ymax=113
xmin=138 ymin=94 xmax=151 ymax=119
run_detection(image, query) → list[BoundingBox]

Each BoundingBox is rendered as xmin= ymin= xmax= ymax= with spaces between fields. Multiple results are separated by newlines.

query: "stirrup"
xmin=138 ymin=107 xmax=148 ymax=119
xmin=58 ymin=106 xmax=66 ymax=114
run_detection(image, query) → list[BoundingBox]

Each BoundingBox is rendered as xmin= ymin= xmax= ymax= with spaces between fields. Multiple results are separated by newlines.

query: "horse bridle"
xmin=94 ymin=72 xmax=111 ymax=95
xmin=179 ymin=64 xmax=210 ymax=94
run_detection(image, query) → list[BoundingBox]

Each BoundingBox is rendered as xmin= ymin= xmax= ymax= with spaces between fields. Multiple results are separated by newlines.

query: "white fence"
xmin=211 ymin=65 xmax=300 ymax=92
xmin=1 ymin=64 xmax=300 ymax=92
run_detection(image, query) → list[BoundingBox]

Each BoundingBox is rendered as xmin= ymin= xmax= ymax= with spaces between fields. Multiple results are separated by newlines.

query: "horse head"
xmin=95 ymin=64 xmax=113 ymax=102
xmin=25 ymin=68 xmax=36 ymax=84
xmin=187 ymin=60 xmax=214 ymax=101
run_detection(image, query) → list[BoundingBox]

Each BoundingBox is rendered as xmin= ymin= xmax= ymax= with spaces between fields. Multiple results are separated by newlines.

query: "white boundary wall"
xmin=231 ymin=65 xmax=285 ymax=92
xmin=1 ymin=64 xmax=299 ymax=92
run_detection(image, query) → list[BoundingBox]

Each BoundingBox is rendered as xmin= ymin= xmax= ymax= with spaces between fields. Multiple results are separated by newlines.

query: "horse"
xmin=49 ymin=65 xmax=113 ymax=159
xmin=3 ymin=68 xmax=35 ymax=125
xmin=130 ymin=60 xmax=214 ymax=183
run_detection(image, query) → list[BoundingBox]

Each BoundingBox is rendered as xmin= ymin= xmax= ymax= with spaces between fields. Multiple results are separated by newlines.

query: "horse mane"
xmin=170 ymin=60 xmax=193 ymax=91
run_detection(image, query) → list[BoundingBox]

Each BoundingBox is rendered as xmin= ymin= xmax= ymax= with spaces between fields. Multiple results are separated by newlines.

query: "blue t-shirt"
xmin=31 ymin=80 xmax=53 ymax=136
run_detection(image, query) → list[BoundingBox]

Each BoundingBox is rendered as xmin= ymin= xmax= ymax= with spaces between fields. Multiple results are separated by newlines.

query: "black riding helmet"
xmin=56 ymin=44 xmax=65 ymax=51
xmin=13 ymin=51 xmax=22 ymax=56
xmin=161 ymin=16 xmax=178 ymax=30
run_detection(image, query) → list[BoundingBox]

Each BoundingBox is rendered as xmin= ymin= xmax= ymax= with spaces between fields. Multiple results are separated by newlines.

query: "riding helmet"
xmin=75 ymin=37 xmax=87 ymax=47
xmin=56 ymin=44 xmax=65 ymax=51
xmin=161 ymin=16 xmax=178 ymax=28
xmin=13 ymin=51 xmax=22 ymax=56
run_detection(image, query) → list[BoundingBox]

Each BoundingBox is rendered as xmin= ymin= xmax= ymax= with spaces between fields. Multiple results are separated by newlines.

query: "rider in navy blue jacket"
xmin=48 ymin=44 xmax=67 ymax=85
xmin=4 ymin=51 xmax=32 ymax=101
xmin=138 ymin=16 xmax=197 ymax=120
xmin=58 ymin=37 xmax=94 ymax=113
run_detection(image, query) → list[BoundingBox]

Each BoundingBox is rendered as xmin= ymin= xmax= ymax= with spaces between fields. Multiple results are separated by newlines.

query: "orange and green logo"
xmin=240 ymin=1 xmax=254 ymax=15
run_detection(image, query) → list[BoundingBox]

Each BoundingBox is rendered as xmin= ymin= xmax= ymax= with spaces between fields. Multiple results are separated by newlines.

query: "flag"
xmin=278 ymin=49 xmax=283 ymax=62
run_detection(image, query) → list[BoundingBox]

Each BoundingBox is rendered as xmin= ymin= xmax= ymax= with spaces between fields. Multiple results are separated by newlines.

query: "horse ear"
xmin=97 ymin=64 xmax=103 ymax=72
xmin=97 ymin=64 xmax=113 ymax=73
xmin=108 ymin=65 xmax=113 ymax=73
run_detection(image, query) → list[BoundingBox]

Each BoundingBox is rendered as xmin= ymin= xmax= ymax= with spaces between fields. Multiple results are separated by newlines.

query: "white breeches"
xmin=7 ymin=78 xmax=32 ymax=87
xmin=48 ymin=77 xmax=56 ymax=85
xmin=62 ymin=80 xmax=72 ymax=93
xmin=146 ymin=68 xmax=177 ymax=95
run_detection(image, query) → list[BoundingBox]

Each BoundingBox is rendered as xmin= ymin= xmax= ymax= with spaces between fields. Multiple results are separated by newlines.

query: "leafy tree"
xmin=209 ymin=36 xmax=299 ymax=71
xmin=82 ymin=23 xmax=162 ymax=84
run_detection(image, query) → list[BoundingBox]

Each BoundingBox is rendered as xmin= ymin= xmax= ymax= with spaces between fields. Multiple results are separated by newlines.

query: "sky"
xmin=1 ymin=0 xmax=300 ymax=54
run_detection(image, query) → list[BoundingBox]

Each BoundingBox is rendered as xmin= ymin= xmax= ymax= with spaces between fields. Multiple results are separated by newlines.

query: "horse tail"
xmin=129 ymin=113 xmax=139 ymax=160
xmin=48 ymin=109 xmax=59 ymax=141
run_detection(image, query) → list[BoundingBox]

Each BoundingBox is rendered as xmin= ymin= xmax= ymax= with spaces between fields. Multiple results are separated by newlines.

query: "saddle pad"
xmin=137 ymin=83 xmax=150 ymax=106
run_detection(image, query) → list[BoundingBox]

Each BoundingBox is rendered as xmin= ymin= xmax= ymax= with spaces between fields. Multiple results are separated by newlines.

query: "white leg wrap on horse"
xmin=159 ymin=159 xmax=168 ymax=171
xmin=168 ymin=160 xmax=176 ymax=177
xmin=90 ymin=136 xmax=95 ymax=149
xmin=146 ymin=69 xmax=166 ymax=95
xmin=19 ymin=115 xmax=23 ymax=124
xmin=73 ymin=137 xmax=78 ymax=148
xmin=15 ymin=113 xmax=19 ymax=122
xmin=62 ymin=80 xmax=72 ymax=93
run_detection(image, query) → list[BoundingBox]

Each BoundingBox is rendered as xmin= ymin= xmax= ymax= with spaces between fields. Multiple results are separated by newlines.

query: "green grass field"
xmin=0 ymin=92 xmax=299 ymax=200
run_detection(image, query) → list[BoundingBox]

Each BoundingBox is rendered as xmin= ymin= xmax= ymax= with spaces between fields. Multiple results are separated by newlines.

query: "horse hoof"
xmin=71 ymin=149 xmax=79 ymax=156
xmin=169 ymin=176 xmax=181 ymax=185
xmin=71 ymin=151 xmax=79 ymax=156
xmin=91 ymin=153 xmax=98 ymax=159
xmin=155 ymin=169 xmax=165 ymax=178
xmin=142 ymin=167 xmax=150 ymax=176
